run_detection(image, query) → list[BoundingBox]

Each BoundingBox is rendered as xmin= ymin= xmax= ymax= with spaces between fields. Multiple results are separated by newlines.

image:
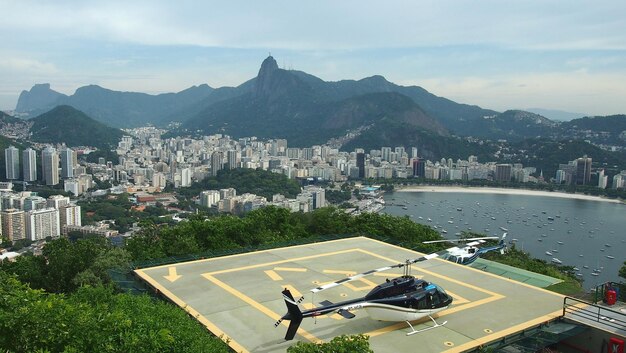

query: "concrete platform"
xmin=135 ymin=237 xmax=565 ymax=353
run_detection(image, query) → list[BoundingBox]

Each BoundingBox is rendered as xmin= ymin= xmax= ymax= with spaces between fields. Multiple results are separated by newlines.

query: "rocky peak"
xmin=255 ymin=56 xmax=281 ymax=98
xmin=15 ymin=83 xmax=66 ymax=113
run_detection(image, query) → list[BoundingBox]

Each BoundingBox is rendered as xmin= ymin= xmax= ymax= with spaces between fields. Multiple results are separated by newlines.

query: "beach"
xmin=396 ymin=186 xmax=623 ymax=204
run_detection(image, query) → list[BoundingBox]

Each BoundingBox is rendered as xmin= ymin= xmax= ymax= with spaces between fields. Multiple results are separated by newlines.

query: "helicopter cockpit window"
xmin=468 ymin=247 xmax=476 ymax=254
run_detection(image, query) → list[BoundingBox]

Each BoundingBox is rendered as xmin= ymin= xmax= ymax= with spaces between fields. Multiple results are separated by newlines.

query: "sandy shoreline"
xmin=395 ymin=186 xmax=624 ymax=204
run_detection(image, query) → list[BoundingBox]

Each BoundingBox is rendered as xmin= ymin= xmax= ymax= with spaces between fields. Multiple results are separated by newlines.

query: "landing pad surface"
xmin=135 ymin=237 xmax=565 ymax=353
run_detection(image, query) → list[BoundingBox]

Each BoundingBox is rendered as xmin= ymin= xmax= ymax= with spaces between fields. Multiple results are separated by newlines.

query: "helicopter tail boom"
xmin=278 ymin=288 xmax=303 ymax=340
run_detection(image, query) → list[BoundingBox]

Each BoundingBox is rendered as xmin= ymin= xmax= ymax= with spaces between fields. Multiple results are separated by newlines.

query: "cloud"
xmin=2 ymin=1 xmax=626 ymax=50
xmin=415 ymin=71 xmax=626 ymax=115
xmin=0 ymin=58 xmax=58 ymax=74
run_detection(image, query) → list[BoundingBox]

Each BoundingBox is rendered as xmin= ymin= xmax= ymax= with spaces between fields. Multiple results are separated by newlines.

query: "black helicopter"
xmin=276 ymin=237 xmax=497 ymax=340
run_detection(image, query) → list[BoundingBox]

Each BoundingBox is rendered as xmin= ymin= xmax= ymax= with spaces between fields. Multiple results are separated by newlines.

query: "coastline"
xmin=395 ymin=186 xmax=624 ymax=204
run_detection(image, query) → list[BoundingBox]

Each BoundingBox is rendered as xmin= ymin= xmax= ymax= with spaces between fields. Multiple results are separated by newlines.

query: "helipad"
xmin=134 ymin=237 xmax=565 ymax=352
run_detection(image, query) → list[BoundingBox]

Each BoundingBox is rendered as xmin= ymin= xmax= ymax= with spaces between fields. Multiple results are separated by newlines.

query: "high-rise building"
xmin=22 ymin=148 xmax=37 ymax=182
xmin=1 ymin=208 xmax=25 ymax=242
xmin=25 ymin=208 xmax=60 ymax=241
xmin=41 ymin=147 xmax=59 ymax=186
xmin=495 ymin=164 xmax=512 ymax=182
xmin=60 ymin=148 xmax=75 ymax=179
xmin=47 ymin=195 xmax=70 ymax=209
xmin=5 ymin=146 xmax=19 ymax=180
xmin=227 ymin=150 xmax=239 ymax=170
xmin=412 ymin=158 xmax=425 ymax=177
xmin=356 ymin=152 xmax=365 ymax=178
xmin=199 ymin=190 xmax=221 ymax=207
xmin=210 ymin=151 xmax=223 ymax=176
xmin=381 ymin=147 xmax=392 ymax=162
xmin=59 ymin=205 xmax=81 ymax=229
xmin=575 ymin=157 xmax=592 ymax=185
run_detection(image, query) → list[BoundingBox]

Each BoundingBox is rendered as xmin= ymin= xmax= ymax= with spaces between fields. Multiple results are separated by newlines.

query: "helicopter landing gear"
xmin=405 ymin=315 xmax=447 ymax=336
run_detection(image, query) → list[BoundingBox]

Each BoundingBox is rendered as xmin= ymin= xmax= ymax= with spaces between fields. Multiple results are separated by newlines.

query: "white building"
xmin=26 ymin=208 xmax=60 ymax=241
xmin=22 ymin=148 xmax=37 ymax=182
xmin=5 ymin=146 xmax=20 ymax=180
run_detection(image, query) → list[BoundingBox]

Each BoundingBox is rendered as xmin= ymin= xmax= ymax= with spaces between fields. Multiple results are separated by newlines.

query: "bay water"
xmin=383 ymin=190 xmax=626 ymax=290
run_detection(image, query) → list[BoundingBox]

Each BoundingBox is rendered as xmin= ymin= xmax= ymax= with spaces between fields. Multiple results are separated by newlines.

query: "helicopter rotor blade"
xmin=310 ymin=263 xmax=404 ymax=293
xmin=309 ymin=240 xmax=488 ymax=294
xmin=422 ymin=236 xmax=499 ymax=244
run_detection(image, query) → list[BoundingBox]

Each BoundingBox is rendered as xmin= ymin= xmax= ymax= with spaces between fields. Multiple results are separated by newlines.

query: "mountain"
xmin=15 ymin=84 xmax=67 ymax=115
xmin=525 ymin=108 xmax=586 ymax=121
xmin=507 ymin=138 xmax=626 ymax=178
xmin=560 ymin=115 xmax=626 ymax=145
xmin=182 ymin=56 xmax=497 ymax=148
xmin=30 ymin=105 xmax=123 ymax=148
xmin=15 ymin=84 xmax=216 ymax=128
xmin=0 ymin=111 xmax=21 ymax=124
xmin=461 ymin=110 xmax=560 ymax=141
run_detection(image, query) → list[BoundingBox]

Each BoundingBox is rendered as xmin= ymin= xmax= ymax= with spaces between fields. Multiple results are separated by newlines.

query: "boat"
xmin=456 ymin=208 xmax=462 ymax=211
xmin=545 ymin=251 xmax=553 ymax=256
xmin=606 ymin=255 xmax=615 ymax=259
xmin=583 ymin=265 xmax=589 ymax=269
xmin=538 ymin=238 xmax=543 ymax=242
xmin=573 ymin=267 xmax=580 ymax=271
xmin=605 ymin=244 xmax=612 ymax=247
xmin=591 ymin=272 xmax=599 ymax=276
xmin=557 ymin=241 xmax=564 ymax=245
xmin=441 ymin=229 xmax=448 ymax=234
xmin=499 ymin=227 xmax=508 ymax=232
xmin=551 ymin=258 xmax=562 ymax=264
xmin=547 ymin=216 xmax=554 ymax=221
xmin=427 ymin=218 xmax=432 ymax=222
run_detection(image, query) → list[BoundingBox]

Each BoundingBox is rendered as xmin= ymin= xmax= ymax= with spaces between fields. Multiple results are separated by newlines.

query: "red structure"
xmin=608 ymin=337 xmax=624 ymax=353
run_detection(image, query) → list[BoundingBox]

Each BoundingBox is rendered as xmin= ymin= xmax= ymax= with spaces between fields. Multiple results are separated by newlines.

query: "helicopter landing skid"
xmin=405 ymin=315 xmax=447 ymax=336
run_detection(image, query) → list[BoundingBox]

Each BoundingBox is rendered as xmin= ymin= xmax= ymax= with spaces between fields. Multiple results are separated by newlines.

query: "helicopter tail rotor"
xmin=276 ymin=288 xmax=304 ymax=340
xmin=499 ymin=233 xmax=508 ymax=254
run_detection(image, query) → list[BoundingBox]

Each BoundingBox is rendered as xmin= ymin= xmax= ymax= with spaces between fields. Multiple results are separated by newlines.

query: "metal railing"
xmin=563 ymin=296 xmax=626 ymax=334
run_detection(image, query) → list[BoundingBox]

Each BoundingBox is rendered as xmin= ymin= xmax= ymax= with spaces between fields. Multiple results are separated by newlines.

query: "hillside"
xmin=181 ymin=56 xmax=455 ymax=147
xmin=462 ymin=110 xmax=560 ymax=141
xmin=30 ymin=105 xmax=123 ymax=148
xmin=16 ymin=84 xmax=215 ymax=127
xmin=506 ymin=138 xmax=626 ymax=177
xmin=17 ymin=56 xmax=497 ymax=135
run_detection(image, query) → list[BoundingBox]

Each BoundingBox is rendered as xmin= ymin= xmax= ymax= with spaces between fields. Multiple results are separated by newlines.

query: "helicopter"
xmin=424 ymin=232 xmax=508 ymax=265
xmin=276 ymin=236 xmax=501 ymax=340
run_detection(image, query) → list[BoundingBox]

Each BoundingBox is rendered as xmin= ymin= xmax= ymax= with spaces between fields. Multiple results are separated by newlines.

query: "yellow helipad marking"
xmin=198 ymin=247 xmax=506 ymax=341
xmin=163 ymin=266 xmax=182 ymax=282
xmin=135 ymin=269 xmax=249 ymax=353
xmin=344 ymin=278 xmax=378 ymax=291
xmin=203 ymin=249 xmax=356 ymax=276
xmin=274 ymin=267 xmax=307 ymax=272
xmin=203 ymin=274 xmax=321 ymax=343
xmin=440 ymin=309 xmax=563 ymax=353
xmin=447 ymin=291 xmax=470 ymax=305
xmin=323 ymin=269 xmax=356 ymax=276
xmin=264 ymin=270 xmax=282 ymax=281
xmin=137 ymin=238 xmax=563 ymax=352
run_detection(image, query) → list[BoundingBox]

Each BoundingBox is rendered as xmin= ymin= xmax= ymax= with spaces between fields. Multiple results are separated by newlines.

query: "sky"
xmin=2 ymin=1 xmax=626 ymax=116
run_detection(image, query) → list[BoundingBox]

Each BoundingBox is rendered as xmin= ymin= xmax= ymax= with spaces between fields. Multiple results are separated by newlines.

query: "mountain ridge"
xmin=30 ymin=105 xmax=123 ymax=148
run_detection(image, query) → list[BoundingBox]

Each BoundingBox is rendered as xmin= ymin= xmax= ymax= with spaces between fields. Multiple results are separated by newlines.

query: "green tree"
xmin=287 ymin=334 xmax=373 ymax=353
xmin=0 ymin=273 xmax=230 ymax=353
xmin=619 ymin=261 xmax=626 ymax=281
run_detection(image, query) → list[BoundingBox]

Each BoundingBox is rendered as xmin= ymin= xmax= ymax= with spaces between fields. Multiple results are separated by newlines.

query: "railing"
xmin=563 ymin=296 xmax=626 ymax=334
xmin=594 ymin=281 xmax=625 ymax=304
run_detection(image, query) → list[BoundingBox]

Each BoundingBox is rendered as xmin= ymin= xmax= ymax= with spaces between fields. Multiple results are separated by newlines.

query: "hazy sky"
xmin=2 ymin=1 xmax=626 ymax=115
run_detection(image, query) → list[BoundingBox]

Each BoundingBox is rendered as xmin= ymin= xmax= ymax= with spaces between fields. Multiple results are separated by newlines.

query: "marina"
xmin=384 ymin=189 xmax=626 ymax=288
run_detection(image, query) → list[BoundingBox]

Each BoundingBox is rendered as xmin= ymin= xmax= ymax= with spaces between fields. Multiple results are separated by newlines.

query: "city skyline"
xmin=2 ymin=1 xmax=626 ymax=116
